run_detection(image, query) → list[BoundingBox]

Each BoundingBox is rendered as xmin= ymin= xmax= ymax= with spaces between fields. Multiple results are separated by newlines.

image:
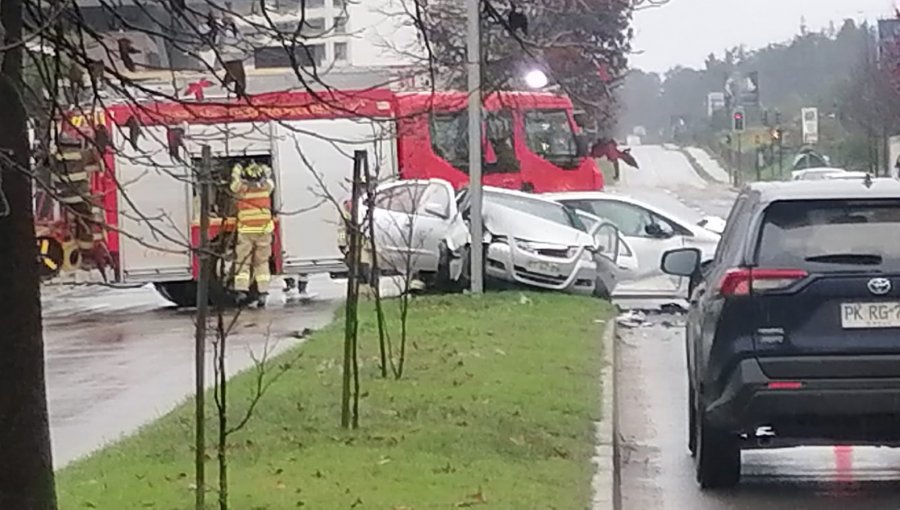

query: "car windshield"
xmin=485 ymin=191 xmax=586 ymax=231
xmin=757 ymin=199 xmax=900 ymax=270
xmin=523 ymin=110 xmax=577 ymax=160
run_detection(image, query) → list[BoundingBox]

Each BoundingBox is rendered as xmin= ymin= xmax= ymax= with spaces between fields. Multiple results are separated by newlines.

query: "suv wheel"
xmin=695 ymin=413 xmax=741 ymax=489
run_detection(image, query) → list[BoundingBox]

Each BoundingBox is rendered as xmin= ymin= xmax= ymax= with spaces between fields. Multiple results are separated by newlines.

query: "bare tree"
xmin=407 ymin=0 xmax=635 ymax=130
xmin=0 ymin=0 xmax=58 ymax=508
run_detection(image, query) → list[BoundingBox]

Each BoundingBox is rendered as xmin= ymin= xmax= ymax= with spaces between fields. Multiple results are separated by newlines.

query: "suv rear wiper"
xmin=804 ymin=253 xmax=883 ymax=265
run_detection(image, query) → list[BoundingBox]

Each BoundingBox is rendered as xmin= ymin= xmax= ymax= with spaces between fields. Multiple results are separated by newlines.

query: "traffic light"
xmin=732 ymin=110 xmax=745 ymax=132
xmin=762 ymin=110 xmax=770 ymax=126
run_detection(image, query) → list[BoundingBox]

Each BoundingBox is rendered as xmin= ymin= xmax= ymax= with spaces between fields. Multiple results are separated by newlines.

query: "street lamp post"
xmin=466 ymin=0 xmax=484 ymax=294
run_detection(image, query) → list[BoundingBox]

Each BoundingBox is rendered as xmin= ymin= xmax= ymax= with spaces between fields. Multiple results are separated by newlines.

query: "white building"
xmin=74 ymin=0 xmax=420 ymax=71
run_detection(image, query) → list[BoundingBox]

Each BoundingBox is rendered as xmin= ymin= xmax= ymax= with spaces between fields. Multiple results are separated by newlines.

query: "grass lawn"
xmin=58 ymin=292 xmax=612 ymax=509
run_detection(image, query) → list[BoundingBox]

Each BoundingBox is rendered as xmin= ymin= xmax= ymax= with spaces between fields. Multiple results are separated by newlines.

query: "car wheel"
xmin=154 ymin=280 xmax=235 ymax=308
xmin=457 ymin=244 xmax=488 ymax=291
xmin=695 ymin=412 xmax=740 ymax=489
xmin=688 ymin=384 xmax=697 ymax=457
xmin=435 ymin=241 xmax=456 ymax=292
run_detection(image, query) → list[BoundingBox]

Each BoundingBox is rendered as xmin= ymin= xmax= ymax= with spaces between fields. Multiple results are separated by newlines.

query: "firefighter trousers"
xmin=234 ymin=231 xmax=272 ymax=293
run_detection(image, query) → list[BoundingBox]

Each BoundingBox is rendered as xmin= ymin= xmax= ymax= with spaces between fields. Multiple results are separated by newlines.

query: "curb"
xmin=591 ymin=319 xmax=618 ymax=509
xmin=679 ymin=147 xmax=741 ymax=192
xmin=678 ymin=147 xmax=721 ymax=185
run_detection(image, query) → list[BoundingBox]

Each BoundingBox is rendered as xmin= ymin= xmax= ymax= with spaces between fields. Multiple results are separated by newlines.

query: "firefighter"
xmin=230 ymin=160 xmax=275 ymax=306
xmin=52 ymin=132 xmax=107 ymax=270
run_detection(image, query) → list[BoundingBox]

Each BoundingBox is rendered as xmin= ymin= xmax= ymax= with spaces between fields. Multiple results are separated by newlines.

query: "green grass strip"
xmin=58 ymin=292 xmax=612 ymax=509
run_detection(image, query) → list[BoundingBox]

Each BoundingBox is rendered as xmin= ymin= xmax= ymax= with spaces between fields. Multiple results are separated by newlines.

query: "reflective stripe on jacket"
xmin=234 ymin=187 xmax=274 ymax=234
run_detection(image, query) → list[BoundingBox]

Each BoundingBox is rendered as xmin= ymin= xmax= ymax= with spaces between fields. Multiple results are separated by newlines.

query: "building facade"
xmin=73 ymin=0 xmax=419 ymax=71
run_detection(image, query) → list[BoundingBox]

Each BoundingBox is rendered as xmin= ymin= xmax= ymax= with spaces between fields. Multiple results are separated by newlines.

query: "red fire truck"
xmin=36 ymin=87 xmax=604 ymax=305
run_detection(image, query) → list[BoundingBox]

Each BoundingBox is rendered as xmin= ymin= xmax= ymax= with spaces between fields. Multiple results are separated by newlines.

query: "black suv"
xmin=661 ymin=178 xmax=900 ymax=489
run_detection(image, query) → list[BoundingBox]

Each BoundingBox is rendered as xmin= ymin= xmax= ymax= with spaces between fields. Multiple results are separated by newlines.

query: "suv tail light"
xmin=719 ymin=268 xmax=808 ymax=296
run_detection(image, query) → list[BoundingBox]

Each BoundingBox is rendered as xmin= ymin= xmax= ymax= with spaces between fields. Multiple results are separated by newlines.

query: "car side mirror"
xmin=423 ymin=202 xmax=448 ymax=219
xmin=661 ymin=248 xmax=701 ymax=277
xmin=575 ymin=134 xmax=590 ymax=158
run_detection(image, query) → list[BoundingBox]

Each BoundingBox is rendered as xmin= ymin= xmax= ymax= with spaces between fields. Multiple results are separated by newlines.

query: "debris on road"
xmin=616 ymin=310 xmax=647 ymax=329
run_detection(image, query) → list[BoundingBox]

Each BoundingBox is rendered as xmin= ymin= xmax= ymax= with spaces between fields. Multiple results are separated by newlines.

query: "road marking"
xmin=834 ymin=445 xmax=854 ymax=484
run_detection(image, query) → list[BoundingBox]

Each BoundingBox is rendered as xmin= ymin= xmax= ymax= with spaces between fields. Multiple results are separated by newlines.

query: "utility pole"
xmin=778 ymin=132 xmax=784 ymax=179
xmin=194 ymin=144 xmax=212 ymax=510
xmin=466 ymin=0 xmax=484 ymax=294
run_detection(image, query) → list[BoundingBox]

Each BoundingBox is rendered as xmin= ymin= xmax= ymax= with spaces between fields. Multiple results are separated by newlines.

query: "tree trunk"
xmin=0 ymin=0 xmax=59 ymax=508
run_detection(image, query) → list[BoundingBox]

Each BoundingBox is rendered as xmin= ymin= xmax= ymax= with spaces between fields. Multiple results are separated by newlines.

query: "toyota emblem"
xmin=867 ymin=278 xmax=892 ymax=296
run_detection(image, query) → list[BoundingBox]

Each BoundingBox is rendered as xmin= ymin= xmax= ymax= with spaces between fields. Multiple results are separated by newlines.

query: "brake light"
xmin=719 ymin=268 xmax=808 ymax=296
xmin=767 ymin=381 xmax=803 ymax=390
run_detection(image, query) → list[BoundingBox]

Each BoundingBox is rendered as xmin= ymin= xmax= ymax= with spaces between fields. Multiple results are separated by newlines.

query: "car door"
xmin=690 ymin=193 xmax=754 ymax=386
xmin=566 ymin=198 xmax=685 ymax=296
xmin=409 ymin=180 xmax=461 ymax=273
xmin=371 ymin=181 xmax=430 ymax=275
xmin=575 ymin=210 xmax=638 ymax=278
xmin=590 ymin=221 xmax=628 ymax=295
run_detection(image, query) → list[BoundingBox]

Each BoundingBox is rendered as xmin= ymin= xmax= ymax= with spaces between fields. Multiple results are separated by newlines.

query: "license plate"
xmin=527 ymin=260 xmax=561 ymax=274
xmin=841 ymin=302 xmax=900 ymax=329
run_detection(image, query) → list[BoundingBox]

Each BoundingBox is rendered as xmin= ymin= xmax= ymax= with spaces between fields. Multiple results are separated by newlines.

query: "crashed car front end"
xmin=485 ymin=236 xmax=597 ymax=295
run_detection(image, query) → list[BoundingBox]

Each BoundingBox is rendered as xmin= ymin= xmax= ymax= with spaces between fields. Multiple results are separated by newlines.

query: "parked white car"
xmin=823 ymin=170 xmax=870 ymax=180
xmin=544 ymin=191 xmax=721 ymax=298
xmin=791 ymin=167 xmax=847 ymax=181
xmin=341 ymin=180 xmax=628 ymax=297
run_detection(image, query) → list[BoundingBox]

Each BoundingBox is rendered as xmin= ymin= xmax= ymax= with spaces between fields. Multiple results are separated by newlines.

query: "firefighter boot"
xmin=235 ymin=291 xmax=251 ymax=306
xmin=284 ymin=277 xmax=298 ymax=301
xmin=296 ymin=274 xmax=311 ymax=300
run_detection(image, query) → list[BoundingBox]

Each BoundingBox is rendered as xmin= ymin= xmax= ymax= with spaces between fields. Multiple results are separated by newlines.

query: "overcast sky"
xmin=630 ymin=0 xmax=894 ymax=72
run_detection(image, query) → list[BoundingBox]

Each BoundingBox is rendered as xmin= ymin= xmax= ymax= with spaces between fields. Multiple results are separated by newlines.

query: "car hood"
xmin=483 ymin=203 xmax=592 ymax=246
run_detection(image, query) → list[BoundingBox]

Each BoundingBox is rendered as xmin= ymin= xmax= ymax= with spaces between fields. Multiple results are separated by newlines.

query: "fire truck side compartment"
xmin=115 ymin=125 xmax=193 ymax=281
xmin=275 ymin=117 xmax=397 ymax=274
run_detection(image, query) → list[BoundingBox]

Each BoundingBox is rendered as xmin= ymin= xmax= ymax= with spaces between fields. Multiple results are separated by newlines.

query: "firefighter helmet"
xmin=241 ymin=162 xmax=267 ymax=181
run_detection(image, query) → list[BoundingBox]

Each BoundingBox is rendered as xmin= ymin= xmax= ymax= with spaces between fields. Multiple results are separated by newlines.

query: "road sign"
xmin=801 ymin=107 xmax=819 ymax=144
xmin=725 ymin=72 xmax=760 ymax=107
xmin=707 ymin=92 xmax=726 ymax=117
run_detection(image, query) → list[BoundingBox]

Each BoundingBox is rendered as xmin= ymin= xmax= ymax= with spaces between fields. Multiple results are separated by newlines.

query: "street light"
xmin=524 ymin=69 xmax=549 ymax=89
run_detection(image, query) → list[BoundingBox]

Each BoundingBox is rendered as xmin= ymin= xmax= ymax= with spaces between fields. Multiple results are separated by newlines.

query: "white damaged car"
xmin=341 ymin=179 xmax=628 ymax=297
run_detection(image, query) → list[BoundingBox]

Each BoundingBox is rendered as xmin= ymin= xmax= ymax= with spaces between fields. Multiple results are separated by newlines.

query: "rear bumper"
xmin=708 ymin=358 xmax=900 ymax=436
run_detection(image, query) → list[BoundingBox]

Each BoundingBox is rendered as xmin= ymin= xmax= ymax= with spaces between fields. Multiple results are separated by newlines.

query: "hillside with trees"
xmin=618 ymin=19 xmax=896 ymax=173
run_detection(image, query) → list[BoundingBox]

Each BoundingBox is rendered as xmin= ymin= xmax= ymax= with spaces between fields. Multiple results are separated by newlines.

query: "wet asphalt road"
xmin=43 ymin=275 xmax=360 ymax=468
xmin=616 ymin=319 xmax=900 ymax=510
xmin=614 ymin=146 xmax=900 ymax=509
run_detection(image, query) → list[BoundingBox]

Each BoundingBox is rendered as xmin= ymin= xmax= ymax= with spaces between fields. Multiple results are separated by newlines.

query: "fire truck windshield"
xmin=429 ymin=110 xmax=517 ymax=174
xmin=523 ymin=109 xmax=578 ymax=164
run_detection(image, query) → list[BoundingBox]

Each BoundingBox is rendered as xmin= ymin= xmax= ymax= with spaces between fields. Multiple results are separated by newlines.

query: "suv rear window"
xmin=757 ymin=199 xmax=900 ymax=270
